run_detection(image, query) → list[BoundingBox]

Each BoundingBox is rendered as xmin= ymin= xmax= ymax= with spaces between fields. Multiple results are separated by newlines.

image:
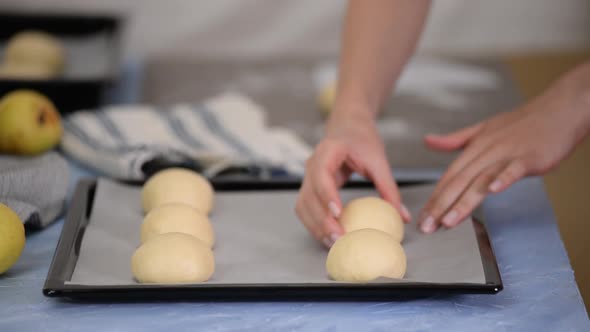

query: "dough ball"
xmin=317 ymin=81 xmax=336 ymax=115
xmin=131 ymin=232 xmax=215 ymax=283
xmin=141 ymin=168 xmax=214 ymax=214
xmin=141 ymin=203 xmax=215 ymax=248
xmin=3 ymin=30 xmax=65 ymax=74
xmin=0 ymin=62 xmax=56 ymax=80
xmin=326 ymin=229 xmax=407 ymax=282
xmin=340 ymin=197 xmax=404 ymax=243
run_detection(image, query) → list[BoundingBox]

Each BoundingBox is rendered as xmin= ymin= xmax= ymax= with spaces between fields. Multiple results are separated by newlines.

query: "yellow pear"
xmin=0 ymin=203 xmax=25 ymax=275
xmin=0 ymin=90 xmax=63 ymax=155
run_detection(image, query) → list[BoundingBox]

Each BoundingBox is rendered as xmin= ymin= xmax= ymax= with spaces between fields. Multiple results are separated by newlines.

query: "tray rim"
xmin=43 ymin=178 xmax=503 ymax=300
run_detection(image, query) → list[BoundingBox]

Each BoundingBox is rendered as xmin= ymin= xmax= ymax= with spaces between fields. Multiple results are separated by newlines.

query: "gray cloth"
xmin=0 ymin=152 xmax=69 ymax=228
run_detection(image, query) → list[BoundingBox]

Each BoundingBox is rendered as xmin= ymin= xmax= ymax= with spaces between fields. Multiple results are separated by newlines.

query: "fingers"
xmin=334 ymin=164 xmax=353 ymax=187
xmin=424 ymin=123 xmax=483 ymax=152
xmin=419 ymin=144 xmax=504 ymax=233
xmin=295 ymin=189 xmax=322 ymax=240
xmin=419 ymin=162 xmax=503 ymax=233
xmin=427 ymin=141 xmax=491 ymax=210
xmin=296 ymin=135 xmax=413 ymax=248
xmin=357 ymin=153 xmax=411 ymax=222
xmin=420 ymin=155 xmax=531 ymax=234
xmin=309 ymin=143 xmax=349 ymax=229
xmin=296 ymin=141 xmax=348 ymax=248
xmin=296 ymin=177 xmax=343 ymax=247
xmin=309 ymin=199 xmax=344 ymax=246
xmin=309 ymin=169 xmax=346 ymax=240
xmin=438 ymin=163 xmax=504 ymax=228
xmin=489 ymin=159 xmax=528 ymax=193
xmin=311 ymin=168 xmax=344 ymax=218
xmin=435 ymin=136 xmax=490 ymax=193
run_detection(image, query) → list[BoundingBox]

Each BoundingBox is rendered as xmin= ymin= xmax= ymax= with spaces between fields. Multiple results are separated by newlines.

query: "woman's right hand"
xmin=295 ymin=108 xmax=411 ymax=248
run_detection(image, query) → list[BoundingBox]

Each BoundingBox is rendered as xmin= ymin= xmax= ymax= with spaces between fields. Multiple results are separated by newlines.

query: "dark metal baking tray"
xmin=43 ymin=178 xmax=502 ymax=300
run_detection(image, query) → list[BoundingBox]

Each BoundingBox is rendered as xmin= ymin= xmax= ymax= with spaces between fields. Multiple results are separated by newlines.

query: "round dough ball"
xmin=141 ymin=168 xmax=214 ymax=214
xmin=141 ymin=203 xmax=215 ymax=248
xmin=317 ymin=81 xmax=336 ymax=115
xmin=340 ymin=197 xmax=404 ymax=243
xmin=326 ymin=229 xmax=407 ymax=282
xmin=3 ymin=30 xmax=65 ymax=74
xmin=131 ymin=232 xmax=215 ymax=283
xmin=0 ymin=62 xmax=56 ymax=80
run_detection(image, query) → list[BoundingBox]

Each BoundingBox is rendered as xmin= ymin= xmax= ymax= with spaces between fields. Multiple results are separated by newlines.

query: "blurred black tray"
xmin=0 ymin=11 xmax=122 ymax=112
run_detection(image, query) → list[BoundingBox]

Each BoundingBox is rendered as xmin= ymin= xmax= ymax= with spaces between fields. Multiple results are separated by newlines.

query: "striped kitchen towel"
xmin=60 ymin=93 xmax=312 ymax=181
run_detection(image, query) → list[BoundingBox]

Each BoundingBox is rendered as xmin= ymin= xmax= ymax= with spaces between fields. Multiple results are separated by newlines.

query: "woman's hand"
xmin=296 ymin=109 xmax=411 ymax=248
xmin=297 ymin=0 xmax=430 ymax=247
xmin=418 ymin=64 xmax=590 ymax=233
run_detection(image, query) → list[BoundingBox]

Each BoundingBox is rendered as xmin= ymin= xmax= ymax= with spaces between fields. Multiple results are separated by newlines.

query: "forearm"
xmin=570 ymin=61 xmax=590 ymax=138
xmin=333 ymin=0 xmax=431 ymax=119
xmin=536 ymin=60 xmax=590 ymax=143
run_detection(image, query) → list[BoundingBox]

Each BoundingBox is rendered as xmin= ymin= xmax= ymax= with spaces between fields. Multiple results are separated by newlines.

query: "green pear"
xmin=0 ymin=203 xmax=25 ymax=275
xmin=0 ymin=90 xmax=62 ymax=155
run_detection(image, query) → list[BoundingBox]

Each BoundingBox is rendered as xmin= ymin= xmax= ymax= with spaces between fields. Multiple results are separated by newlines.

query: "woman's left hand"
xmin=418 ymin=65 xmax=590 ymax=233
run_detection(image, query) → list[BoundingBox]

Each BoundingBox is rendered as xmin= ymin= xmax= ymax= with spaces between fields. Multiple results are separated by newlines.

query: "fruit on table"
xmin=2 ymin=30 xmax=65 ymax=78
xmin=0 ymin=203 xmax=25 ymax=275
xmin=0 ymin=90 xmax=63 ymax=155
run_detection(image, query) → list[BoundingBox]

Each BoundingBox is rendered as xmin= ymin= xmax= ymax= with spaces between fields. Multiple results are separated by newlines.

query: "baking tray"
xmin=0 ymin=11 xmax=122 ymax=113
xmin=43 ymin=178 xmax=502 ymax=300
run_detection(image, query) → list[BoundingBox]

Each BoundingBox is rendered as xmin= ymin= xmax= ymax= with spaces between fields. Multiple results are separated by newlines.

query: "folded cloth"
xmin=60 ymin=93 xmax=312 ymax=181
xmin=0 ymin=152 xmax=69 ymax=228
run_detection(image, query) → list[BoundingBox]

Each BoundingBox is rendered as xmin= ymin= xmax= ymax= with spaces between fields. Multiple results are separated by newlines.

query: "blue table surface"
xmin=1 ymin=61 xmax=588 ymax=331
xmin=0 ymin=161 xmax=588 ymax=332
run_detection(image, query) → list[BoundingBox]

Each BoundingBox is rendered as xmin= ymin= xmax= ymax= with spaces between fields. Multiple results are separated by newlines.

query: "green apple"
xmin=0 ymin=90 xmax=62 ymax=155
xmin=0 ymin=203 xmax=25 ymax=275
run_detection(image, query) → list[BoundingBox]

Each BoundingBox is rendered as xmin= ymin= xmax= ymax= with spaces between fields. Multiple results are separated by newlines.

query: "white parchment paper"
xmin=68 ymin=179 xmax=485 ymax=285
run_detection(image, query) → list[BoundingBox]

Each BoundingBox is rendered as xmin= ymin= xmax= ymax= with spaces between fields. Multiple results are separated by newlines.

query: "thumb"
xmin=424 ymin=123 xmax=483 ymax=152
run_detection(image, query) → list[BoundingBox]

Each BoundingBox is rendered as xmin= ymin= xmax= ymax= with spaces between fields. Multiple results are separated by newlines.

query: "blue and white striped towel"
xmin=60 ymin=93 xmax=312 ymax=180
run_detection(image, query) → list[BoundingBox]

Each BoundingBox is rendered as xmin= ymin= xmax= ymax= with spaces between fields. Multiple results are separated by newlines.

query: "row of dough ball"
xmin=131 ymin=168 xmax=217 ymax=284
xmin=0 ymin=30 xmax=65 ymax=80
xmin=326 ymin=197 xmax=408 ymax=282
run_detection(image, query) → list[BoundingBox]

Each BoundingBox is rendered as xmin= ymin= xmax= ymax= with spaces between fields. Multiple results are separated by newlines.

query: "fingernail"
xmin=421 ymin=215 xmax=436 ymax=233
xmin=328 ymin=201 xmax=341 ymax=218
xmin=400 ymin=204 xmax=412 ymax=221
xmin=489 ymin=179 xmax=502 ymax=192
xmin=330 ymin=233 xmax=341 ymax=243
xmin=322 ymin=236 xmax=334 ymax=248
xmin=442 ymin=210 xmax=458 ymax=227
